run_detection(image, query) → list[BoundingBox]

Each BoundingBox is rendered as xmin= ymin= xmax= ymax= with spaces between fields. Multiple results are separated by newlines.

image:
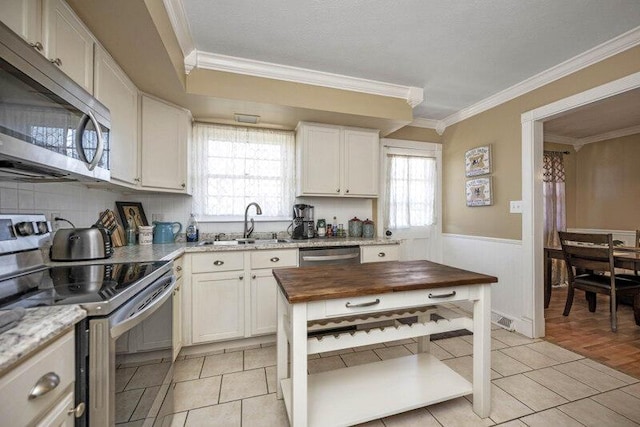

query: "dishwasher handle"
xmin=301 ymin=253 xmax=359 ymax=262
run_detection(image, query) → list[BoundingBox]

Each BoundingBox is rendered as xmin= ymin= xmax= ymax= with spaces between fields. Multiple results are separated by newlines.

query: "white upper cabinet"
xmin=141 ymin=95 xmax=190 ymax=192
xmin=0 ymin=0 xmax=95 ymax=92
xmin=94 ymin=45 xmax=139 ymax=186
xmin=296 ymin=122 xmax=380 ymax=197
xmin=42 ymin=0 xmax=94 ymax=92
xmin=342 ymin=128 xmax=380 ymax=196
xmin=0 ymin=0 xmax=41 ymax=46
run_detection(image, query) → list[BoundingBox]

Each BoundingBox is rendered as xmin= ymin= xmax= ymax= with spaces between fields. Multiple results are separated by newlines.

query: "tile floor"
xmin=118 ymin=326 xmax=640 ymax=427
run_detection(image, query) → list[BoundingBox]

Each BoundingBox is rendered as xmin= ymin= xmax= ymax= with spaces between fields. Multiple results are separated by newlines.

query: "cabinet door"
xmin=141 ymin=96 xmax=188 ymax=191
xmin=343 ymin=129 xmax=379 ymax=196
xmin=250 ymin=269 xmax=278 ymax=335
xmin=298 ymin=124 xmax=341 ymax=196
xmin=94 ymin=46 xmax=139 ymax=186
xmin=192 ymin=271 xmax=245 ymax=343
xmin=35 ymin=389 xmax=75 ymax=427
xmin=0 ymin=0 xmax=41 ymax=46
xmin=172 ymin=275 xmax=183 ymax=361
xmin=42 ymin=0 xmax=94 ymax=92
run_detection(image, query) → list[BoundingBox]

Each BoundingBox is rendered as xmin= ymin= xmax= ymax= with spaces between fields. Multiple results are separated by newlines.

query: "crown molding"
xmin=163 ymin=0 xmax=195 ymax=57
xmin=543 ymin=133 xmax=578 ymax=145
xmin=440 ymin=25 xmax=640 ymax=130
xmin=410 ymin=118 xmax=438 ymax=129
xmin=578 ymin=124 xmax=640 ymax=145
xmin=191 ymin=50 xmax=424 ymax=107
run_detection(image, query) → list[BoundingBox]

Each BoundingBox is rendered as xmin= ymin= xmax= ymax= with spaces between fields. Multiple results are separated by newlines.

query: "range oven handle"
xmin=75 ymin=110 xmax=105 ymax=171
xmin=301 ymin=253 xmax=359 ymax=262
xmin=110 ymin=274 xmax=176 ymax=339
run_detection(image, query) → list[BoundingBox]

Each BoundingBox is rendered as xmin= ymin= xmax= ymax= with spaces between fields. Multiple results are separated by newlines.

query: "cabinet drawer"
xmin=251 ymin=249 xmax=297 ymax=269
xmin=0 ymin=330 xmax=74 ymax=427
xmin=173 ymin=255 xmax=184 ymax=279
xmin=325 ymin=293 xmax=396 ymax=317
xmin=361 ymin=245 xmax=400 ymax=263
xmin=191 ymin=251 xmax=244 ymax=273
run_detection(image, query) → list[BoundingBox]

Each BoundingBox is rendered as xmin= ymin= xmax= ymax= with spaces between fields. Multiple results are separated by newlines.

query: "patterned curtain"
xmin=191 ymin=123 xmax=295 ymax=218
xmin=543 ymin=151 xmax=567 ymax=286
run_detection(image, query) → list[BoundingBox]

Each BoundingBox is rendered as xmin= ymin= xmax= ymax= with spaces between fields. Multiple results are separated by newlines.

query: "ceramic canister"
xmin=348 ymin=217 xmax=363 ymax=237
xmin=138 ymin=225 xmax=154 ymax=245
xmin=363 ymin=219 xmax=375 ymax=238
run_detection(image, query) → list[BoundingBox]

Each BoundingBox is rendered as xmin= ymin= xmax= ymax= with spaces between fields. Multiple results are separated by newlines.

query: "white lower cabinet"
xmin=192 ymin=270 xmax=245 ymax=343
xmin=361 ymin=244 xmax=400 ymax=263
xmin=172 ymin=256 xmax=184 ymax=360
xmin=0 ymin=330 xmax=77 ymax=427
xmin=186 ymin=249 xmax=297 ymax=344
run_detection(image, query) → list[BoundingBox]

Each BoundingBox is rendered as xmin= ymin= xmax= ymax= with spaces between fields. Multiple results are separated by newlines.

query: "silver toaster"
xmin=50 ymin=226 xmax=113 ymax=261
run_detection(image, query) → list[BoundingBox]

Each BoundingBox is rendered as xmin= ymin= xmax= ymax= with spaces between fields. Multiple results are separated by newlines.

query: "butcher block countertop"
xmin=273 ymin=260 xmax=498 ymax=303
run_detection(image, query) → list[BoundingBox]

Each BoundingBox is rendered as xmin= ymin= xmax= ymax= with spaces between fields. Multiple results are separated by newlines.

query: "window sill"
xmin=197 ymin=216 xmax=291 ymax=223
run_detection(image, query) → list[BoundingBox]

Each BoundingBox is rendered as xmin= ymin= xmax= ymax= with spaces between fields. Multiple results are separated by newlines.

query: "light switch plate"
xmin=510 ymin=201 xmax=523 ymax=213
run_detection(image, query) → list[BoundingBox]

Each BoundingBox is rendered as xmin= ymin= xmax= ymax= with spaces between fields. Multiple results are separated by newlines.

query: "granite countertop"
xmin=2 ymin=237 xmax=399 ymax=375
xmin=0 ymin=306 xmax=86 ymax=375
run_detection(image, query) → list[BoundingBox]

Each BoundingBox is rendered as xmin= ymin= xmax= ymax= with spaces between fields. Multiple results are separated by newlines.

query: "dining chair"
xmin=559 ymin=231 xmax=640 ymax=332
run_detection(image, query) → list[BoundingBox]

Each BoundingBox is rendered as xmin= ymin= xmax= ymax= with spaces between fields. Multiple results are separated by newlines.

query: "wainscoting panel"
xmin=442 ymin=234 xmax=531 ymax=336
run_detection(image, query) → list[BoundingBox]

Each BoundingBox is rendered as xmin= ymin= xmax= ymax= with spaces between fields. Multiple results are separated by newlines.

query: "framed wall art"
xmin=466 ymin=177 xmax=493 ymax=207
xmin=465 ymin=145 xmax=491 ymax=177
xmin=116 ymin=201 xmax=149 ymax=228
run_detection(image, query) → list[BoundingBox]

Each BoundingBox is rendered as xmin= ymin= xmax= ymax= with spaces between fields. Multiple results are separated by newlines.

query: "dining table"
xmin=544 ymin=246 xmax=640 ymax=308
xmin=272 ymin=259 xmax=497 ymax=427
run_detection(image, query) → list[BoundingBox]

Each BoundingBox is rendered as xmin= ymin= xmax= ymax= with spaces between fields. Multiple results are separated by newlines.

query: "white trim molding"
xmin=441 ymin=233 xmax=522 ymax=246
xmin=441 ymin=25 xmax=640 ymax=132
xmin=521 ymin=70 xmax=640 ymax=338
xmin=545 ymin=124 xmax=640 ymax=150
xmin=410 ymin=118 xmax=439 ymax=130
xmin=163 ymin=0 xmax=195 ymax=58
xmin=189 ymin=50 xmax=424 ymax=107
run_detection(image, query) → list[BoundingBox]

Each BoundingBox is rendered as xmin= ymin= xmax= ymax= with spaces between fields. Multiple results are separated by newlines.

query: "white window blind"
xmin=384 ymin=154 xmax=436 ymax=229
xmin=191 ymin=123 xmax=295 ymax=219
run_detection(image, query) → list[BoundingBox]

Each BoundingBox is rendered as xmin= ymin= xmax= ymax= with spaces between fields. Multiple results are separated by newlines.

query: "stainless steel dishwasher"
xmin=298 ymin=245 xmax=361 ymax=267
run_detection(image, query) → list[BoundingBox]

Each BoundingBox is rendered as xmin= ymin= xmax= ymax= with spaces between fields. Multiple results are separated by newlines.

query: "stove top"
xmin=0 ymin=261 xmax=172 ymax=316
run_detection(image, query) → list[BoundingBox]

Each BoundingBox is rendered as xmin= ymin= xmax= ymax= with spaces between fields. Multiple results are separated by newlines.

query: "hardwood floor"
xmin=545 ymin=285 xmax=640 ymax=379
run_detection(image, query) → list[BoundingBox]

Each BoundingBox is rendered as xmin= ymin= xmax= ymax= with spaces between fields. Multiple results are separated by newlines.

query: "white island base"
xmin=281 ymin=353 xmax=471 ymax=427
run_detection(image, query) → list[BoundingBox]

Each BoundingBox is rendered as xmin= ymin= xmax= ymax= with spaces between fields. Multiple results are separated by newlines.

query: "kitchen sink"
xmin=197 ymin=238 xmax=293 ymax=246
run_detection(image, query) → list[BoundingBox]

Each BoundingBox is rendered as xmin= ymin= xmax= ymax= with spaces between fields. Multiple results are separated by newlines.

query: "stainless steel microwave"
xmin=0 ymin=21 xmax=110 ymax=182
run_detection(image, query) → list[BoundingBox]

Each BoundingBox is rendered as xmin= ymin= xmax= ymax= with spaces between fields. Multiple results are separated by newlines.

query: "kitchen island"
xmin=273 ymin=260 xmax=497 ymax=427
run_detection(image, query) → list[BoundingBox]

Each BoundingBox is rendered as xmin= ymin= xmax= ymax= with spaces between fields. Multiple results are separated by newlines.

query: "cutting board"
xmin=97 ymin=210 xmax=125 ymax=247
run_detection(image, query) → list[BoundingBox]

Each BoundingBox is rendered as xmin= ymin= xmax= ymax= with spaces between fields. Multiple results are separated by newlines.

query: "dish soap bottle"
xmin=186 ymin=213 xmax=199 ymax=242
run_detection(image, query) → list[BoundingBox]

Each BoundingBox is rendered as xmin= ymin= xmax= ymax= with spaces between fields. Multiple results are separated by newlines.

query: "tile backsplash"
xmin=0 ymin=182 xmax=375 ymax=236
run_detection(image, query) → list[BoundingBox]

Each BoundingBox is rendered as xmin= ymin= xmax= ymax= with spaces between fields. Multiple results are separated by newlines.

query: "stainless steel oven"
xmin=0 ymin=214 xmax=177 ymax=426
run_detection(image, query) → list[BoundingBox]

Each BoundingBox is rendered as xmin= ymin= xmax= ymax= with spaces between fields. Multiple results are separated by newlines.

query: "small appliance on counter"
xmin=292 ymin=204 xmax=314 ymax=239
xmin=51 ymin=225 xmax=113 ymax=261
xmin=153 ymin=221 xmax=182 ymax=243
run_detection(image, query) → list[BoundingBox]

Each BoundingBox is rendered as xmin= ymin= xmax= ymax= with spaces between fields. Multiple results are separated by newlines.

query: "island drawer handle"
xmin=378 ymin=252 xmax=386 ymax=257
xmin=345 ymin=298 xmax=380 ymax=308
xmin=29 ymin=372 xmax=60 ymax=400
xmin=428 ymin=291 xmax=456 ymax=299
xmin=213 ymin=260 xmax=224 ymax=266
xmin=270 ymin=257 xmax=280 ymax=262
xmin=176 ymin=266 xmax=182 ymax=271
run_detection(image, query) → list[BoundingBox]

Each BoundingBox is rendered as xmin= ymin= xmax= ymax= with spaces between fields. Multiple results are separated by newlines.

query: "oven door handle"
xmin=110 ymin=275 xmax=176 ymax=339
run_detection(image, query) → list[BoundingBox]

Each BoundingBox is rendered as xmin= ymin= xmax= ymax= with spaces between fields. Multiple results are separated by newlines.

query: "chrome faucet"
xmin=243 ymin=202 xmax=262 ymax=238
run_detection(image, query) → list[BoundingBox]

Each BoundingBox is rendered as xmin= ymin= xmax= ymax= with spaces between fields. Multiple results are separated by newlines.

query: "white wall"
xmin=442 ymin=234 xmax=530 ymax=336
xmin=0 ymin=181 xmax=124 ymax=227
xmin=0 ymin=180 xmax=374 ymax=236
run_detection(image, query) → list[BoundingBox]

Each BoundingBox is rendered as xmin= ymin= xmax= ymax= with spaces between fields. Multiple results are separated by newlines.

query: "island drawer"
xmin=251 ymin=249 xmax=297 ymax=269
xmin=311 ymin=286 xmax=471 ymax=319
xmin=0 ymin=331 xmax=74 ymax=427
xmin=191 ymin=251 xmax=244 ymax=273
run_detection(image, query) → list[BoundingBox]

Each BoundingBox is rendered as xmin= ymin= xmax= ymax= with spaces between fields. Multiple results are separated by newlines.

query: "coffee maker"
xmin=292 ymin=204 xmax=314 ymax=239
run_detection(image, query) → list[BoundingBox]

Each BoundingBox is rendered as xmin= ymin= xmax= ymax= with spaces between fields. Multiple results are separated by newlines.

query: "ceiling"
xmin=181 ymin=0 xmax=640 ymax=121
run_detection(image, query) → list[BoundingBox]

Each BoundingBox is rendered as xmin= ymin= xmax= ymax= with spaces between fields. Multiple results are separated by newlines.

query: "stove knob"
xmin=35 ymin=221 xmax=50 ymax=234
xmin=15 ymin=221 xmax=35 ymax=236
